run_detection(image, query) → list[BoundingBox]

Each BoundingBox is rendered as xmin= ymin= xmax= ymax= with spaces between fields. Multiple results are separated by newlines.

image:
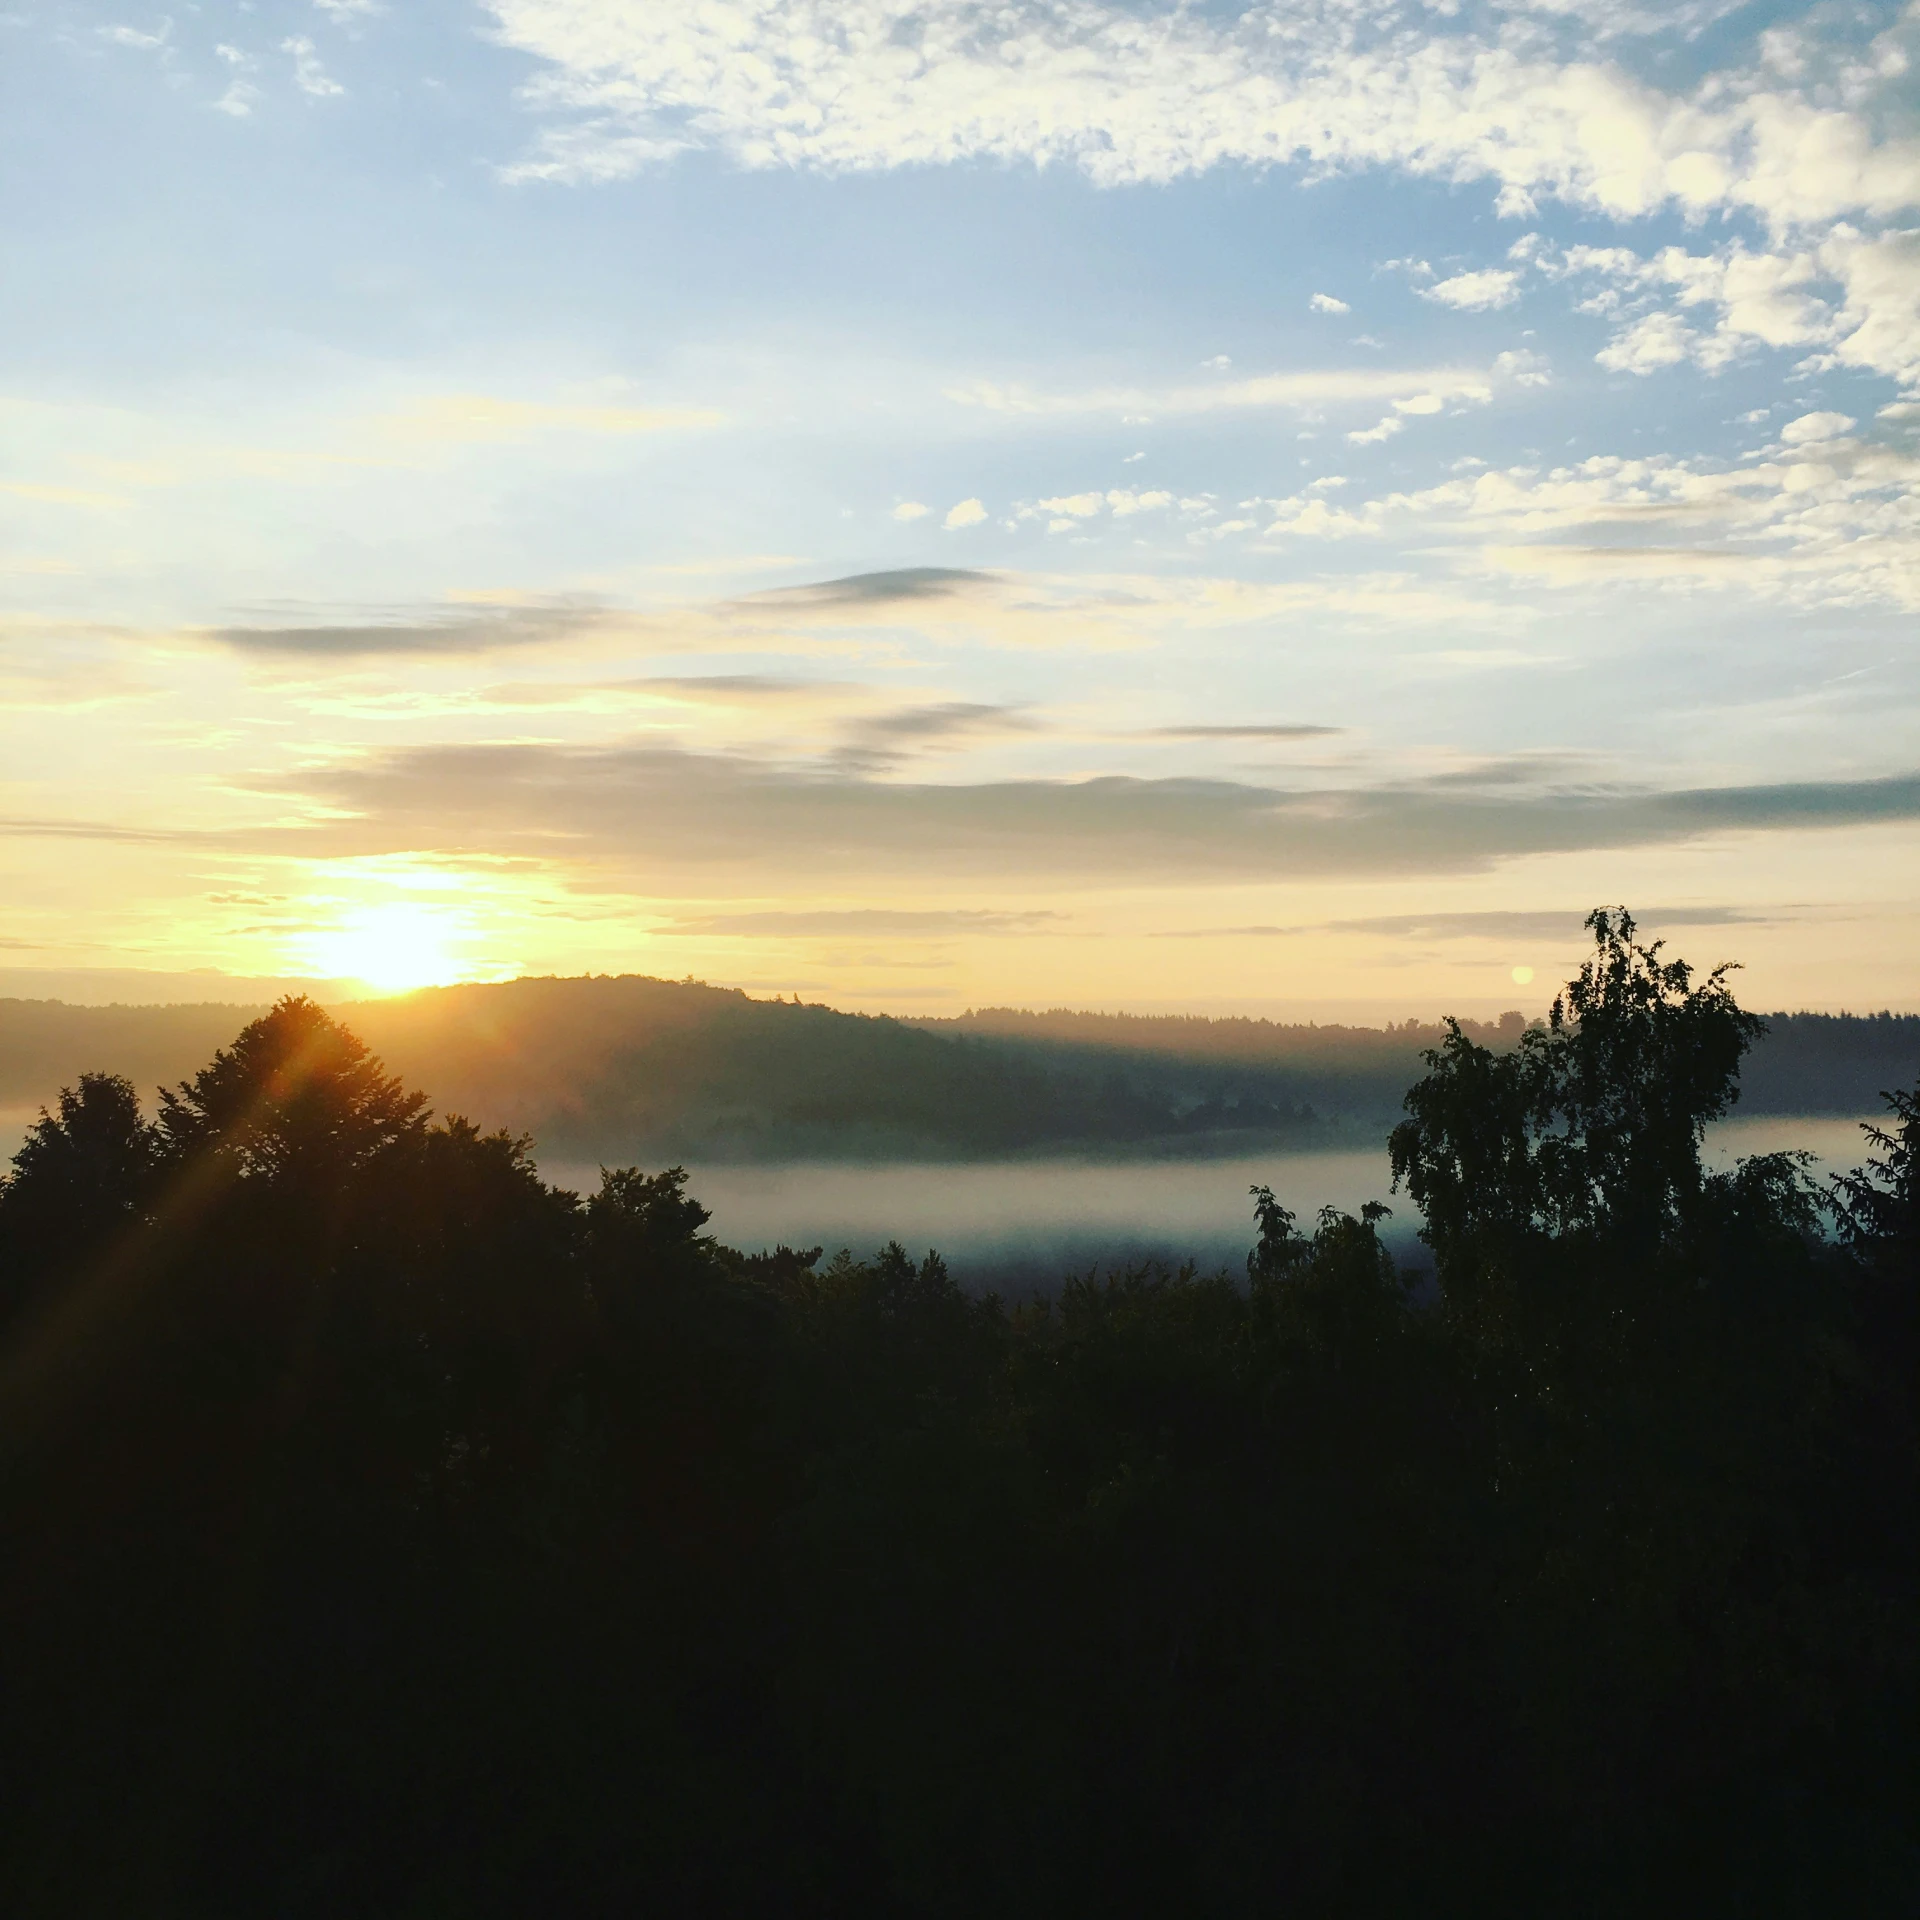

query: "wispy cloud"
xmin=486 ymin=0 xmax=1920 ymax=240
xmin=207 ymin=603 xmax=606 ymax=657
xmin=1146 ymin=724 xmax=1342 ymax=741
xmin=661 ymin=908 xmax=1061 ymax=938
xmin=1422 ymin=269 xmax=1521 ymax=312
xmin=949 ymin=363 xmax=1502 ymax=420
xmin=281 ymin=36 xmax=343 ymax=98
xmin=736 ymin=568 xmax=993 ymax=614
xmin=251 ymin=740 xmax=1920 ymax=888
xmin=1158 ymin=905 xmax=1775 ymax=940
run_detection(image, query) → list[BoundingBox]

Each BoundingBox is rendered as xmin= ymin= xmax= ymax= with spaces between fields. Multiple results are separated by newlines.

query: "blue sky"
xmin=2 ymin=0 xmax=1917 ymax=1013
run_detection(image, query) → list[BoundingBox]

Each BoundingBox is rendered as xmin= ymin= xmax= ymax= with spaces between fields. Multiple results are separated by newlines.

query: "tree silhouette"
xmin=153 ymin=994 xmax=427 ymax=1186
xmin=0 ymin=1072 xmax=157 ymax=1320
xmin=1390 ymin=907 xmax=1766 ymax=1280
xmin=0 ymin=923 xmax=1911 ymax=1916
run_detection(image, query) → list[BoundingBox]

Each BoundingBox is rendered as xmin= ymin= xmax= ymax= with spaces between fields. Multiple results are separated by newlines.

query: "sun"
xmin=306 ymin=903 xmax=469 ymax=994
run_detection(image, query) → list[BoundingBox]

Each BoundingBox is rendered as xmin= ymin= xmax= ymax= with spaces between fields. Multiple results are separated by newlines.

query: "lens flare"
xmin=305 ymin=903 xmax=468 ymax=994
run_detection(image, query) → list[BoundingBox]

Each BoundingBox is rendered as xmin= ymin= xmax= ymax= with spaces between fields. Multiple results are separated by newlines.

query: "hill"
xmin=1 ymin=977 xmax=1915 ymax=1163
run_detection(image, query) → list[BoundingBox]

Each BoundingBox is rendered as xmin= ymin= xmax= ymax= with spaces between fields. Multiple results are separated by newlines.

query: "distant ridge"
xmin=5 ymin=973 xmax=1916 ymax=1164
xmin=0 ymin=967 xmax=372 ymax=1007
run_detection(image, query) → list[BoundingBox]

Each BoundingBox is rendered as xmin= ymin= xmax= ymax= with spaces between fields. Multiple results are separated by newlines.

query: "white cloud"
xmin=1422 ymin=269 xmax=1521 ymax=312
xmin=1596 ymin=310 xmax=1696 ymax=373
xmin=1248 ymin=432 xmax=1920 ymax=608
xmin=98 ymin=20 xmax=171 ymax=51
xmin=211 ymin=41 xmax=257 ymax=116
xmin=485 ymin=0 xmax=1920 ymax=243
xmin=949 ymin=361 xmax=1506 ymax=419
xmin=1779 ymin=411 xmax=1856 ymax=444
xmin=313 ymin=0 xmax=378 ymax=19
xmin=1820 ymin=226 xmax=1920 ymax=391
xmin=1348 ymin=415 xmax=1404 ymax=445
xmin=891 ymin=501 xmax=931 ymax=521
xmin=944 ymin=497 xmax=987 ymax=529
xmin=282 ymin=35 xmax=344 ymax=97
xmin=1541 ymin=226 xmax=1920 ymax=391
xmin=1017 ymin=488 xmax=1175 ymax=528
xmin=1309 ymin=293 xmax=1350 ymax=314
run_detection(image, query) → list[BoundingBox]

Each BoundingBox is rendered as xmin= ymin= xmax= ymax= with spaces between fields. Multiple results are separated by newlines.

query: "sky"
xmin=2 ymin=0 xmax=1917 ymax=1016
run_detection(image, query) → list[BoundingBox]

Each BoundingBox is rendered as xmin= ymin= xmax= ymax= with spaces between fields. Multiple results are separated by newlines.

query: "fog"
xmin=543 ymin=1113 xmax=1880 ymax=1296
xmin=0 ymin=1102 xmax=1876 ymax=1296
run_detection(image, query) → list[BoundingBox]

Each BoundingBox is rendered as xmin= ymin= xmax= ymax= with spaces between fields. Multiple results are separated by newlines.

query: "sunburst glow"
xmin=305 ymin=903 xmax=470 ymax=995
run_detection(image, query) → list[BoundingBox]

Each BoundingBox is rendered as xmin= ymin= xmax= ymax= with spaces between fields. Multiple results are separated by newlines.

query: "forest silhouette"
xmin=0 ymin=912 xmax=1913 ymax=1914
xmin=4 ymin=972 xmax=1916 ymax=1166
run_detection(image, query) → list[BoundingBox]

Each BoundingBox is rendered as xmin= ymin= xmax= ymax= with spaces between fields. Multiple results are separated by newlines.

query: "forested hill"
xmin=1 ymin=932 xmax=1914 ymax=1910
xmin=924 ymin=1005 xmax=1920 ymax=1124
xmin=2 ymin=976 xmax=1916 ymax=1163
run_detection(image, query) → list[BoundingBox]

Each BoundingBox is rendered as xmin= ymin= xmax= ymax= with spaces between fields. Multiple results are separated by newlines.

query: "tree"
xmin=153 ymin=995 xmax=427 ymax=1186
xmin=1389 ymin=908 xmax=1765 ymax=1281
xmin=0 ymin=1073 xmax=158 ymax=1313
xmin=1831 ymin=1076 xmax=1919 ymax=1278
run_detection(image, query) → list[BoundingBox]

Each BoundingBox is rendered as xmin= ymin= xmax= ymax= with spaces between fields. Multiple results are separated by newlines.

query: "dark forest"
xmin=0 ymin=913 xmax=1913 ymax=1914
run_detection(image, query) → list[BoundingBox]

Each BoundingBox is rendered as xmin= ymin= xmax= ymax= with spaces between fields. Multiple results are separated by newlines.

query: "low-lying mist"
xmin=542 ymin=1113 xmax=1876 ymax=1295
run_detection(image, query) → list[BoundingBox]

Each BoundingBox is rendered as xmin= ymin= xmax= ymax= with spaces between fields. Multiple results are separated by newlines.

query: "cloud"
xmin=252 ymin=739 xmax=1920 ymax=888
xmin=891 ymin=500 xmax=931 ymax=521
xmin=1596 ymin=311 xmax=1697 ymax=373
xmin=1106 ymin=489 xmax=1172 ymax=517
xmin=832 ymin=700 xmax=1035 ymax=771
xmin=313 ymin=0 xmax=378 ymax=19
xmin=472 ymin=673 xmax=851 ymax=711
xmin=1014 ymin=488 xmax=1179 ymax=530
xmin=735 ymin=567 xmax=993 ymax=614
xmin=281 ymin=36 xmax=343 ymax=97
xmin=1551 ymin=231 xmax=1920 ymax=389
xmin=727 ymin=566 xmax=1524 ymax=650
xmin=195 ymin=566 xmax=1505 ymax=678
xmin=1780 ymin=411 xmax=1857 ymax=444
xmin=485 ymin=0 xmax=1920 ymax=240
xmin=1159 ymin=904 xmax=1773 ymax=940
xmin=1321 ymin=906 xmax=1770 ymax=940
xmin=661 ymin=908 xmax=1060 ymax=938
xmin=945 ymin=497 xmax=988 ymax=528
xmin=212 ymin=43 xmax=259 ymax=115
xmin=1242 ymin=433 xmax=1920 ymax=607
xmin=208 ymin=603 xmax=606 ymax=657
xmin=98 ymin=21 xmax=170 ymax=51
xmin=1309 ymin=293 xmax=1350 ymax=314
xmin=1146 ymin=724 xmax=1342 ymax=740
xmin=1422 ymin=269 xmax=1521 ymax=311
xmin=951 ymin=362 xmax=1499 ymax=419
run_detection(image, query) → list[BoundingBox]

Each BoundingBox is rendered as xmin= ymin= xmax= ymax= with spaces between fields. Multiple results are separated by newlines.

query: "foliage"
xmin=0 ymin=946 xmax=1913 ymax=1917
xmin=1390 ymin=907 xmax=1769 ymax=1266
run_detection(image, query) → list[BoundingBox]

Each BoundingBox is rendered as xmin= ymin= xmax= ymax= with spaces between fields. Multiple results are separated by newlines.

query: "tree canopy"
xmin=0 ymin=937 xmax=1912 ymax=1916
